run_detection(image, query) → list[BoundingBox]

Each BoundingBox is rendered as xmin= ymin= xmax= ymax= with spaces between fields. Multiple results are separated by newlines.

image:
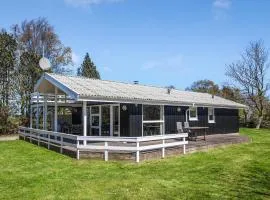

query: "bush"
xmin=0 ymin=106 xmax=19 ymax=135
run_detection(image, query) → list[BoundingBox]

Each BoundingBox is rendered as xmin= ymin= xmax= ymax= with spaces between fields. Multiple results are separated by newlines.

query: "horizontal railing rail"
xmin=19 ymin=126 xmax=188 ymax=162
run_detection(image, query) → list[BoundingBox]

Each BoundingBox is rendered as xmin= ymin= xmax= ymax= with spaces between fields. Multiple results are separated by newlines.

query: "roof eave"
xmin=77 ymin=95 xmax=247 ymax=109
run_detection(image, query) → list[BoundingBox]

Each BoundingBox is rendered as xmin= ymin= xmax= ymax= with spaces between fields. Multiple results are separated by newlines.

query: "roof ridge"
xmin=46 ymin=73 xmax=215 ymax=96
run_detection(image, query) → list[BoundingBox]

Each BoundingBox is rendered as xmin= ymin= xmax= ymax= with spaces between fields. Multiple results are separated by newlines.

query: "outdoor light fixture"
xmin=177 ymin=107 xmax=181 ymax=112
xmin=122 ymin=105 xmax=127 ymax=111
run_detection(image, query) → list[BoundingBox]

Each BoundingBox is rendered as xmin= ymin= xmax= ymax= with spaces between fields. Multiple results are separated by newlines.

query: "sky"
xmin=1 ymin=0 xmax=270 ymax=90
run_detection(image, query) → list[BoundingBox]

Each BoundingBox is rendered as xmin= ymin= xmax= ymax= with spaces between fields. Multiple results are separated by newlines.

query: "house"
xmin=19 ymin=73 xmax=247 ymax=162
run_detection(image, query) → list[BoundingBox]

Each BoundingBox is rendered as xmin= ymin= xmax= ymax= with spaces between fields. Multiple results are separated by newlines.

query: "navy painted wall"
xmin=120 ymin=104 xmax=142 ymax=137
xmin=164 ymin=106 xmax=239 ymax=135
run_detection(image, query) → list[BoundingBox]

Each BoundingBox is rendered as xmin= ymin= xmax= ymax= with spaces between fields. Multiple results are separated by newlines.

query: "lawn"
xmin=0 ymin=128 xmax=270 ymax=200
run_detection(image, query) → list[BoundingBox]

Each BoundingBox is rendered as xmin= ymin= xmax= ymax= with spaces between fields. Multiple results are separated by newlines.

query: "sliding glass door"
xmin=90 ymin=104 xmax=120 ymax=136
xmin=90 ymin=106 xmax=100 ymax=136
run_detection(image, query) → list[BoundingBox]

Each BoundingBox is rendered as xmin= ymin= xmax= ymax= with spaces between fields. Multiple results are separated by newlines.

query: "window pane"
xmin=91 ymin=106 xmax=99 ymax=114
xmin=209 ymin=108 xmax=214 ymax=121
xmin=101 ymin=106 xmax=110 ymax=136
xmin=91 ymin=116 xmax=99 ymax=126
xmin=143 ymin=105 xmax=161 ymax=121
xmin=190 ymin=107 xmax=197 ymax=118
xmin=143 ymin=123 xmax=162 ymax=136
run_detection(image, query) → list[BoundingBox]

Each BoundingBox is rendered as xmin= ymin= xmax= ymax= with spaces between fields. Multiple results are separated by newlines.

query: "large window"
xmin=189 ymin=107 xmax=198 ymax=121
xmin=208 ymin=107 xmax=215 ymax=123
xmin=143 ymin=105 xmax=164 ymax=136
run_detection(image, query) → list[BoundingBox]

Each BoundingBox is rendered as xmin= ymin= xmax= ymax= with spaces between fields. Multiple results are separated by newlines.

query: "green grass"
xmin=0 ymin=128 xmax=270 ymax=200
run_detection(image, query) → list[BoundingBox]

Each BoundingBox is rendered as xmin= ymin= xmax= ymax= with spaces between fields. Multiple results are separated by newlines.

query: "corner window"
xmin=208 ymin=107 xmax=215 ymax=123
xmin=189 ymin=107 xmax=198 ymax=121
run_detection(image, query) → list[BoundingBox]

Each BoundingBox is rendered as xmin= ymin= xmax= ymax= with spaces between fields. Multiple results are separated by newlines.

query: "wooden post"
xmin=183 ymin=137 xmax=186 ymax=154
xmin=38 ymin=131 xmax=40 ymax=146
xmin=162 ymin=139 xmax=165 ymax=158
xmin=136 ymin=141 xmax=140 ymax=163
xmin=104 ymin=141 xmax=108 ymax=161
xmin=60 ymin=135 xmax=63 ymax=154
xmin=43 ymin=95 xmax=47 ymax=130
xmin=30 ymin=105 xmax=33 ymax=128
xmin=48 ymin=132 xmax=50 ymax=149
xmin=83 ymin=101 xmax=87 ymax=146
xmin=54 ymin=88 xmax=58 ymax=132
xmin=36 ymin=93 xmax=40 ymax=129
xmin=76 ymin=150 xmax=80 ymax=160
xmin=110 ymin=106 xmax=113 ymax=136
xmin=76 ymin=140 xmax=80 ymax=160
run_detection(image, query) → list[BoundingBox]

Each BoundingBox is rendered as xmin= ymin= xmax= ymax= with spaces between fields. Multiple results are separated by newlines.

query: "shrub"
xmin=0 ymin=106 xmax=19 ymax=135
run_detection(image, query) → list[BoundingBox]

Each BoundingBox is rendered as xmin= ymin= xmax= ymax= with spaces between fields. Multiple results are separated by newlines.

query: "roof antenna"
xmin=167 ymin=85 xmax=175 ymax=94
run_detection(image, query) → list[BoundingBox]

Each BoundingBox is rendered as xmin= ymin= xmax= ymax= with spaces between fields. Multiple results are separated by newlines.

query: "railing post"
xmin=29 ymin=130 xmax=32 ymax=143
xmin=183 ymin=137 xmax=186 ymax=154
xmin=136 ymin=140 xmax=140 ymax=163
xmin=38 ymin=131 xmax=40 ymax=146
xmin=162 ymin=138 xmax=165 ymax=158
xmin=76 ymin=140 xmax=80 ymax=160
xmin=104 ymin=141 xmax=108 ymax=161
xmin=23 ymin=128 xmax=26 ymax=140
xmin=60 ymin=135 xmax=63 ymax=154
xmin=48 ymin=132 xmax=50 ymax=149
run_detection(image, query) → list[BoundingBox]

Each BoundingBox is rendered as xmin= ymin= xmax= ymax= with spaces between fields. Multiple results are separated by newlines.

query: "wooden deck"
xmin=186 ymin=133 xmax=249 ymax=153
xmin=19 ymin=126 xmax=249 ymax=162
xmin=64 ymin=133 xmax=250 ymax=161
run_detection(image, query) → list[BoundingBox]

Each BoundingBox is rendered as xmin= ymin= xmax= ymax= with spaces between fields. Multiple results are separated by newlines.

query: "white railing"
xmin=19 ymin=127 xmax=188 ymax=162
xmin=31 ymin=92 xmax=76 ymax=104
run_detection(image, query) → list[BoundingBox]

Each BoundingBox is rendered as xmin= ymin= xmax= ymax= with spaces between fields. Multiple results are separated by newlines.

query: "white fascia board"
xmin=77 ymin=95 xmax=246 ymax=109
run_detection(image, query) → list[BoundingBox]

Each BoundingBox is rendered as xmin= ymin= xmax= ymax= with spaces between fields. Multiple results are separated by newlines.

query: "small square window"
xmin=208 ymin=107 xmax=215 ymax=123
xmin=189 ymin=107 xmax=198 ymax=121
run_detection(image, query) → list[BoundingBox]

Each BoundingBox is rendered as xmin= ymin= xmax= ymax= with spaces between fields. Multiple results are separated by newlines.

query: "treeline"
xmin=186 ymin=40 xmax=270 ymax=129
xmin=0 ymin=17 xmax=100 ymax=134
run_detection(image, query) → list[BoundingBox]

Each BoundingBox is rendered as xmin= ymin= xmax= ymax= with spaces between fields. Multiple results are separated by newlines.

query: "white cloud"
xmin=213 ymin=0 xmax=231 ymax=9
xmin=212 ymin=0 xmax=231 ymax=20
xmin=141 ymin=54 xmax=183 ymax=71
xmin=64 ymin=0 xmax=124 ymax=7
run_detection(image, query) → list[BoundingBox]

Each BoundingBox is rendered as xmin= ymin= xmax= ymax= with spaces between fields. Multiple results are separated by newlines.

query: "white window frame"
xmin=89 ymin=104 xmax=121 ymax=136
xmin=142 ymin=105 xmax=165 ymax=136
xmin=90 ymin=105 xmax=101 ymax=136
xmin=189 ymin=106 xmax=198 ymax=121
xmin=208 ymin=107 xmax=215 ymax=123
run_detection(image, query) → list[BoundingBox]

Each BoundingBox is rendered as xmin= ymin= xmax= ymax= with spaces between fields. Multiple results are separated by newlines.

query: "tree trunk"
xmin=256 ymin=116 xmax=263 ymax=129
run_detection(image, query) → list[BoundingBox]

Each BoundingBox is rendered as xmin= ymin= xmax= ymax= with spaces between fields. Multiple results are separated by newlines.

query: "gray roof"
xmin=36 ymin=73 xmax=247 ymax=109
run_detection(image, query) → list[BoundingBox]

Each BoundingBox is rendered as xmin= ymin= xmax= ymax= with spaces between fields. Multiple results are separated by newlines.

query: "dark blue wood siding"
xmin=120 ymin=104 xmax=239 ymax=137
xmin=120 ymin=104 xmax=142 ymax=137
xmin=164 ymin=105 xmax=239 ymax=135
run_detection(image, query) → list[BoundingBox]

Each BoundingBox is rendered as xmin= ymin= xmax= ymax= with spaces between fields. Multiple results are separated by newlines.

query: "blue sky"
xmin=1 ymin=0 xmax=270 ymax=89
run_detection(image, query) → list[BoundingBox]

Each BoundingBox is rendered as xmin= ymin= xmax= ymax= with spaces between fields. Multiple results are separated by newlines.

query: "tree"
xmin=0 ymin=31 xmax=17 ymax=107
xmin=226 ymin=40 xmax=269 ymax=129
xmin=186 ymin=79 xmax=219 ymax=95
xmin=12 ymin=17 xmax=72 ymax=73
xmin=15 ymin=52 xmax=44 ymax=116
xmin=11 ymin=17 xmax=71 ymax=117
xmin=77 ymin=53 xmax=100 ymax=79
